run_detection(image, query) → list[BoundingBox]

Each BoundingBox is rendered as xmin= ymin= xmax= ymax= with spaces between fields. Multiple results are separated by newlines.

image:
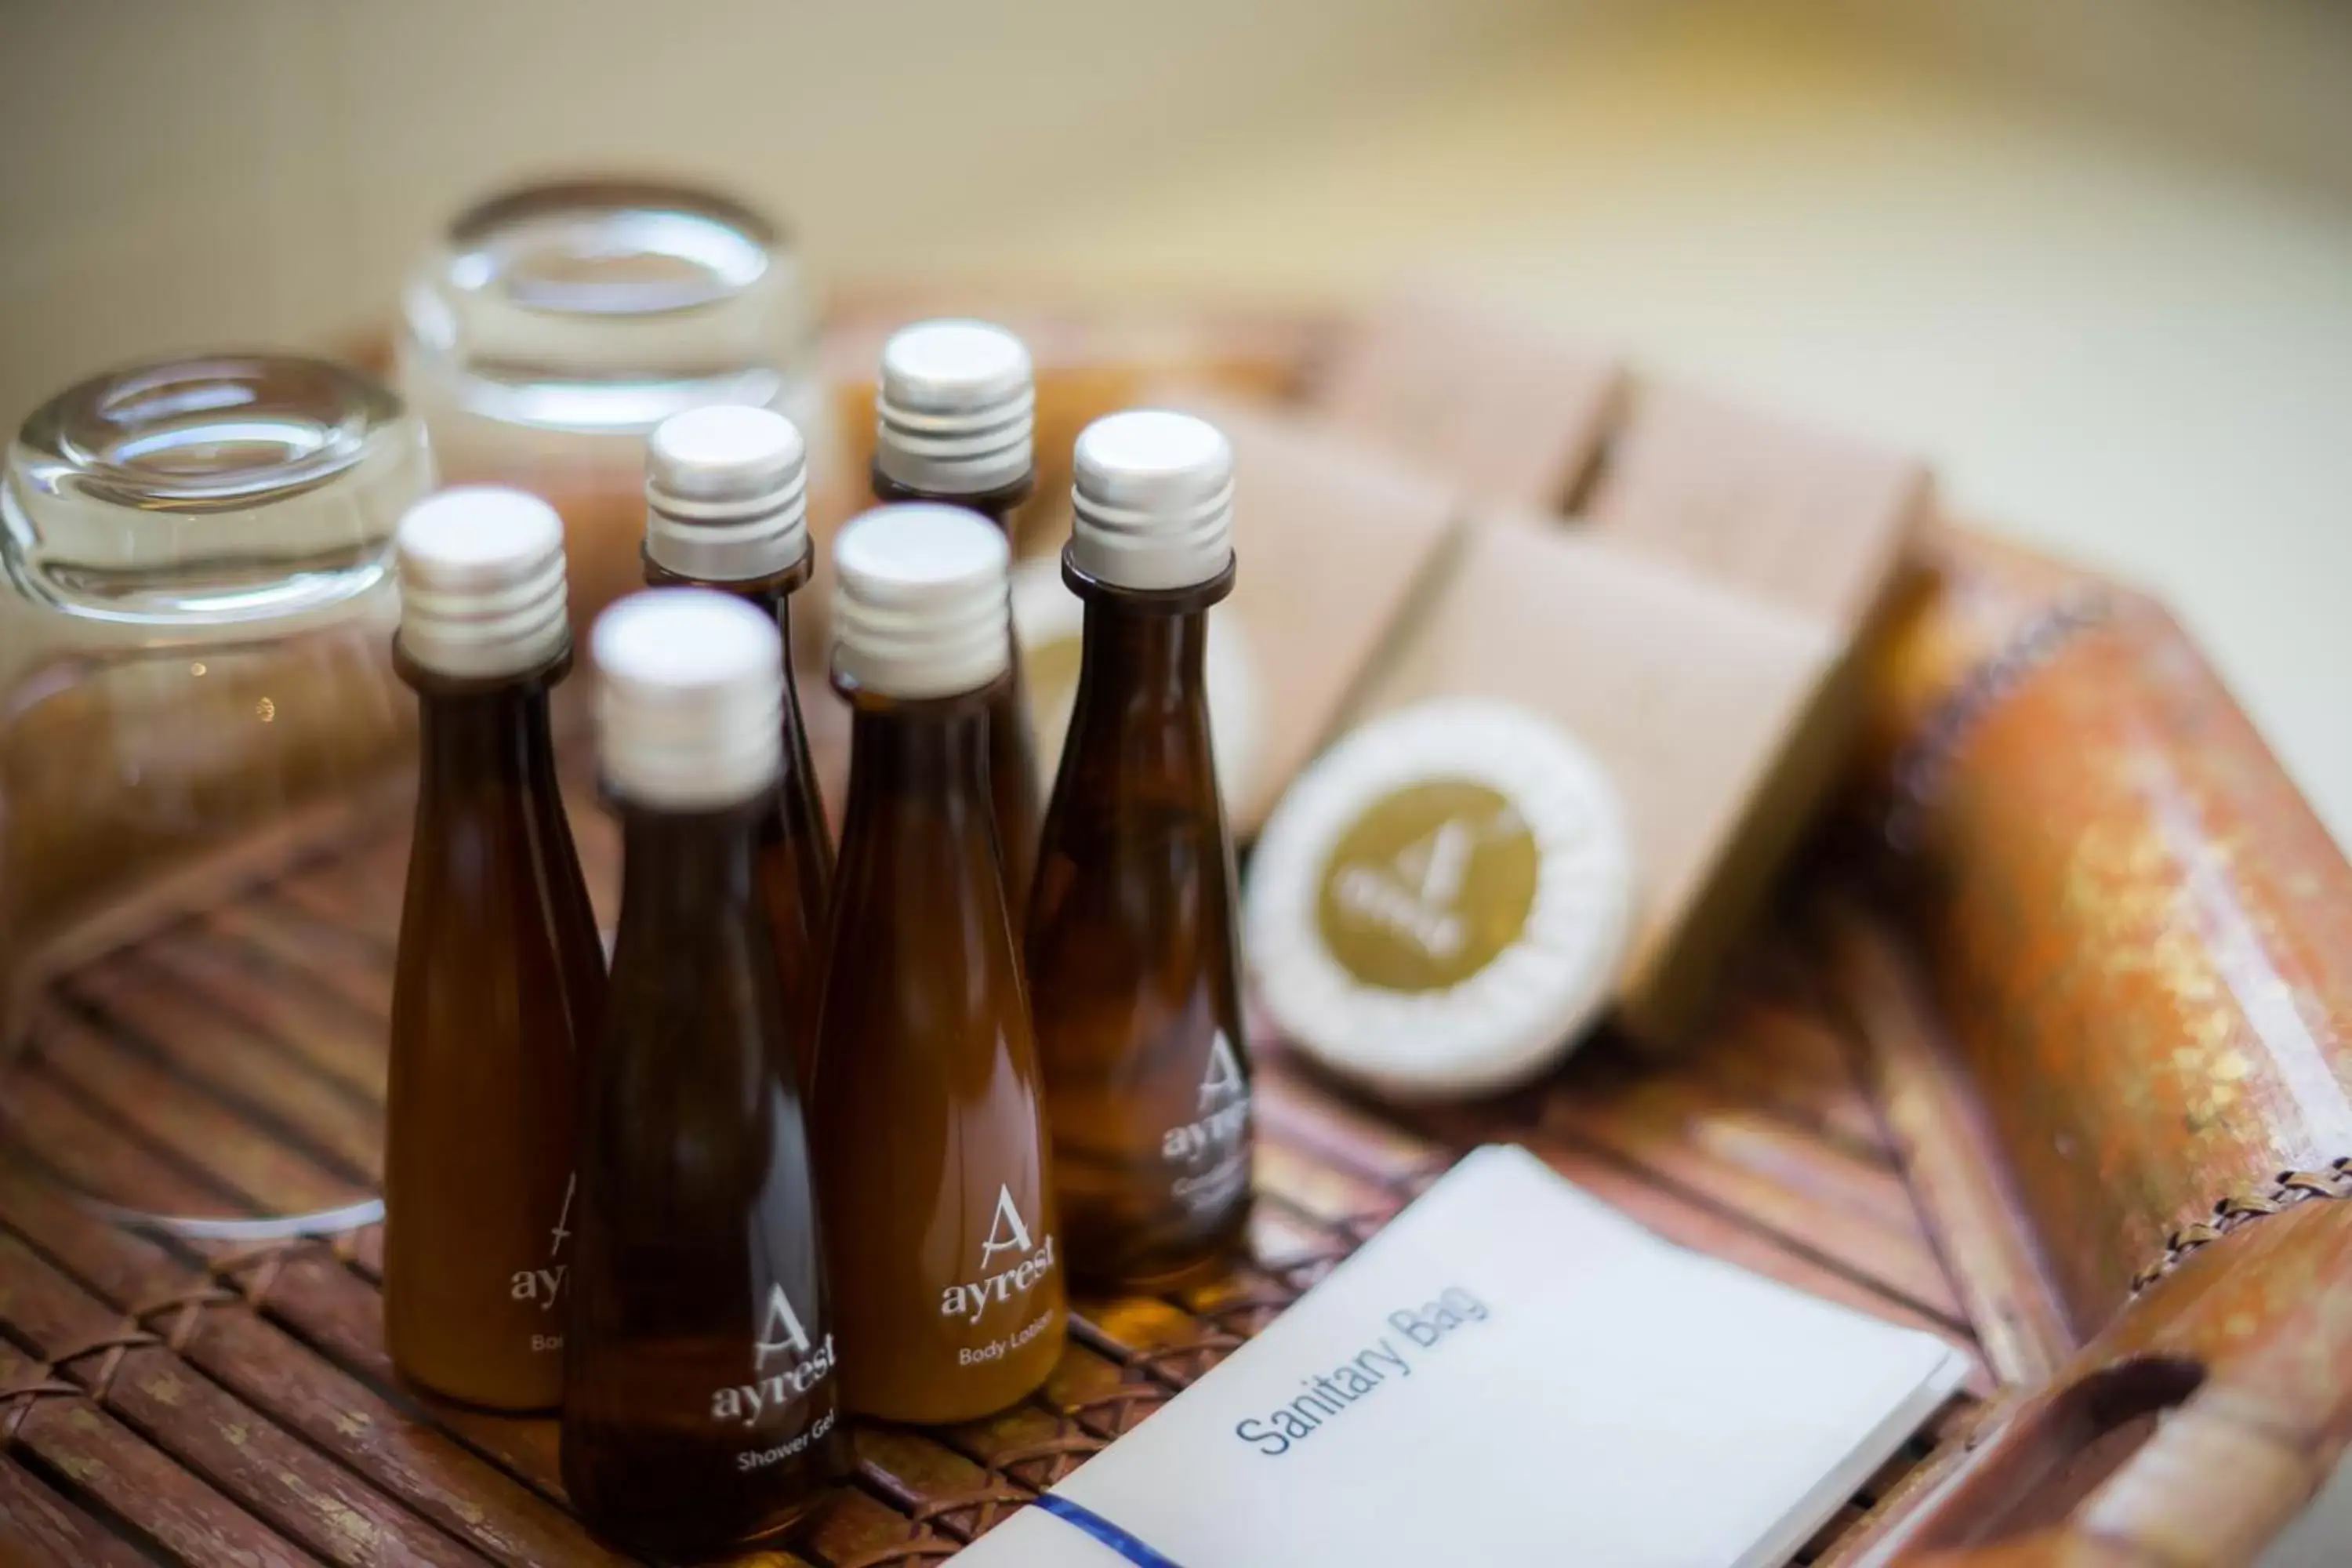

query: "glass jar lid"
xmin=398 ymin=178 xmax=817 ymax=435
xmin=2 ymin=354 xmax=429 ymax=630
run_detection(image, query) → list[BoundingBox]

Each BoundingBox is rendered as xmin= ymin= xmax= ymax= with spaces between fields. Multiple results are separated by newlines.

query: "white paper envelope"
xmin=956 ymin=1144 xmax=1965 ymax=1568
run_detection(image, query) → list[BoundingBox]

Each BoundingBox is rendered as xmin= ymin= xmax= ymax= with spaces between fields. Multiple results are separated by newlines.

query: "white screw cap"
xmin=831 ymin=503 xmax=1011 ymax=700
xmin=644 ymin=405 xmax=810 ymax=583
xmin=873 ymin=319 xmax=1034 ymax=496
xmin=593 ymin=588 xmax=784 ymax=810
xmin=1070 ymin=409 xmax=1236 ymax=591
xmin=394 ymin=486 xmax=570 ymax=679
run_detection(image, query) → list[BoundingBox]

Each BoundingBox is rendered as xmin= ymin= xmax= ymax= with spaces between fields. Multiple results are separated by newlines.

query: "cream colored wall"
xmin=953 ymin=5 xmax=2352 ymax=854
xmin=4 ymin=0 xmax=2350 ymax=849
xmin=1824 ymin=0 xmax=2352 ymax=202
xmin=0 ymin=0 xmax=1584 ymax=426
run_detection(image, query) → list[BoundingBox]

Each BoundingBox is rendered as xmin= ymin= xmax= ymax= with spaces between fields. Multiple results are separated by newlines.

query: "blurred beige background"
xmin=2 ymin=0 xmax=2349 ymax=866
xmin=4 ymin=4 xmax=2352 ymax=1556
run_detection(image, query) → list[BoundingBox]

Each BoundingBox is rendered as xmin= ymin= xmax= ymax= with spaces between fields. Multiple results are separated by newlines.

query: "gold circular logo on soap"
xmin=1316 ymin=781 xmax=1537 ymax=993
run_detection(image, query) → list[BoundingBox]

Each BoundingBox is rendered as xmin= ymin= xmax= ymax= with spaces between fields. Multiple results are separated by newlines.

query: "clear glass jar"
xmin=396 ymin=178 xmax=842 ymax=634
xmin=0 ymin=353 xmax=431 ymax=1236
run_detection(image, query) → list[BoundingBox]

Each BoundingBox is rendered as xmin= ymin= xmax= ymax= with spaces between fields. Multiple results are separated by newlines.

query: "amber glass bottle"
xmin=563 ymin=590 xmax=845 ymax=1558
xmin=813 ymin=503 xmax=1065 ymax=1425
xmin=385 ymin=487 xmax=605 ymax=1412
xmin=640 ymin=405 xmax=832 ymax=1093
xmin=870 ymin=319 xmax=1042 ymax=921
xmin=1027 ymin=412 xmax=1253 ymax=1291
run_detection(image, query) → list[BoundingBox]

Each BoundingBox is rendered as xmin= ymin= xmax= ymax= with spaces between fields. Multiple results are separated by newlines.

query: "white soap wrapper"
xmin=958 ymin=1143 xmax=1967 ymax=1568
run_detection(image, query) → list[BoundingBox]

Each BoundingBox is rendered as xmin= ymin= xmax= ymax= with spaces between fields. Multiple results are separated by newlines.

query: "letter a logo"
xmin=978 ymin=1185 xmax=1033 ymax=1269
xmin=547 ymin=1173 xmax=575 ymax=1257
xmin=1198 ymin=1031 xmax=1245 ymax=1111
xmin=1394 ymin=818 xmax=1472 ymax=910
xmin=753 ymin=1283 xmax=811 ymax=1368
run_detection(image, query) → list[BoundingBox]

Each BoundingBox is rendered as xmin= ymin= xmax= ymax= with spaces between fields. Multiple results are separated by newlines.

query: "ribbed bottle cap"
xmin=394 ymin=486 xmax=570 ymax=678
xmin=873 ymin=320 xmax=1034 ymax=496
xmin=644 ymin=405 xmax=810 ymax=582
xmin=593 ymin=589 xmax=783 ymax=810
xmin=1070 ymin=409 xmax=1236 ymax=590
xmin=831 ymin=503 xmax=1011 ymax=699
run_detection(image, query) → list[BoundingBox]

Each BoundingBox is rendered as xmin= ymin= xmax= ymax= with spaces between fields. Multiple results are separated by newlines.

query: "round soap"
xmin=1245 ymin=699 xmax=1633 ymax=1101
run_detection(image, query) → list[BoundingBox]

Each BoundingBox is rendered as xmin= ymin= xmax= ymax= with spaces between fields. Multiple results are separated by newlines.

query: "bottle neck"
xmin=412 ymin=673 xmax=564 ymax=794
xmin=1073 ymin=601 xmax=1210 ymax=723
xmin=615 ymin=797 xmax=768 ymax=919
xmin=839 ymin=689 xmax=999 ymax=869
xmin=844 ymin=699 xmax=993 ymax=805
xmin=1061 ymin=583 xmax=1217 ymax=792
xmin=835 ymin=695 xmax=1006 ymax=926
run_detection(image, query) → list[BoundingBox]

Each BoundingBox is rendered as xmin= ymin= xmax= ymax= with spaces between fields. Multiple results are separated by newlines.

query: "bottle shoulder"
xmin=401 ymin=790 xmax=596 ymax=936
xmin=597 ymin=923 xmax=806 ymax=1149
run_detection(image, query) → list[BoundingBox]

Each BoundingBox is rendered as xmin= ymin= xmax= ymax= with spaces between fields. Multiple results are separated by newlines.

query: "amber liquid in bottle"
xmin=385 ymin=651 xmax=604 ymax=1411
xmin=1028 ymin=557 xmax=1253 ymax=1290
xmin=813 ymin=681 xmax=1066 ymax=1423
xmin=873 ymin=466 xmax=1042 ymax=920
xmin=563 ymin=792 xmax=845 ymax=1558
xmin=646 ymin=551 xmax=832 ymax=1091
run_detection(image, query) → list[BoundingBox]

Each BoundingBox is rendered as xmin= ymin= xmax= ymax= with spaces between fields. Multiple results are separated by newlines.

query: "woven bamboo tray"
xmin=0 ymin=757 xmax=1972 ymax=1568
xmin=5 ymin=298 xmax=2350 ymax=1567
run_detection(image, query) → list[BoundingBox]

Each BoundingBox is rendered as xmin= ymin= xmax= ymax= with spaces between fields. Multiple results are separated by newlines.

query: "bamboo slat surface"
xmin=0 ymin=758 xmax=1978 ymax=1566
xmin=4 ymin=293 xmax=2346 ymax=1565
